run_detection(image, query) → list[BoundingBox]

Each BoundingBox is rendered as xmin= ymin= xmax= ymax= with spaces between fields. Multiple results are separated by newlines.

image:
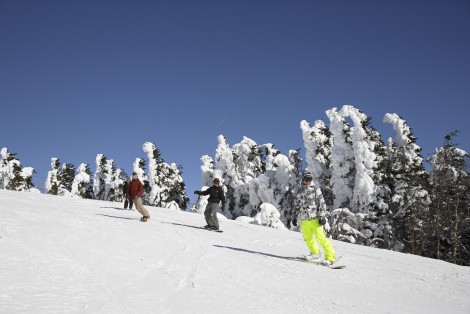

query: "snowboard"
xmin=294 ymin=255 xmax=345 ymax=269
xmin=201 ymin=226 xmax=223 ymax=233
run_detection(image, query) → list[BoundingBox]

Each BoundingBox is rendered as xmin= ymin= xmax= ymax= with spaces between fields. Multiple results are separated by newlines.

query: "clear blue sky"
xmin=1 ymin=0 xmax=469 ymax=203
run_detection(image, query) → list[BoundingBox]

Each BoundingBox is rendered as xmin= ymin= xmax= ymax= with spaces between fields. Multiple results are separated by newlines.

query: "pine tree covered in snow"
xmin=112 ymin=168 xmax=127 ymax=202
xmin=342 ymin=106 xmax=393 ymax=247
xmin=0 ymin=147 xmax=36 ymax=192
xmin=20 ymin=167 xmax=36 ymax=191
xmin=93 ymin=154 xmax=108 ymax=200
xmin=427 ymin=132 xmax=470 ymax=265
xmin=71 ymin=163 xmax=92 ymax=198
xmin=230 ymin=137 xmax=264 ymax=217
xmin=58 ymin=163 xmax=76 ymax=196
xmin=341 ymin=106 xmax=377 ymax=213
xmin=45 ymin=158 xmax=61 ymax=195
xmin=142 ymin=142 xmax=189 ymax=209
xmin=200 ymin=155 xmax=215 ymax=187
xmin=325 ymin=108 xmax=355 ymax=210
xmin=364 ymin=120 xmax=392 ymax=249
xmin=103 ymin=159 xmax=122 ymax=202
xmin=384 ymin=113 xmax=430 ymax=253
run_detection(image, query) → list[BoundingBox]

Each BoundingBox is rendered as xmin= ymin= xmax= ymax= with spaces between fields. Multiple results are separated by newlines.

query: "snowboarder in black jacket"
xmin=123 ymin=179 xmax=133 ymax=210
xmin=194 ymin=178 xmax=225 ymax=231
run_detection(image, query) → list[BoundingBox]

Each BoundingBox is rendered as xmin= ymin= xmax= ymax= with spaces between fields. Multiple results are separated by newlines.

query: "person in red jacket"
xmin=127 ymin=172 xmax=150 ymax=222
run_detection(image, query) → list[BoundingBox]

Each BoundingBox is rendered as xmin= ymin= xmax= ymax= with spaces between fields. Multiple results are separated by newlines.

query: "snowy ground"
xmin=1 ymin=189 xmax=469 ymax=314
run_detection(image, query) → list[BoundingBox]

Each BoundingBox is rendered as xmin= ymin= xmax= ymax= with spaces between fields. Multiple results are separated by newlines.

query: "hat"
xmin=302 ymin=170 xmax=313 ymax=180
xmin=213 ymin=178 xmax=220 ymax=183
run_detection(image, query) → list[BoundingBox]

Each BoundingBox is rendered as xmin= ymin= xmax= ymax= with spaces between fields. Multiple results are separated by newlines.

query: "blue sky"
xmin=1 ymin=0 xmax=469 ymax=203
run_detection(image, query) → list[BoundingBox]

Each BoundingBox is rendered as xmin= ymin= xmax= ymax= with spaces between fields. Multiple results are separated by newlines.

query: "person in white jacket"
xmin=294 ymin=170 xmax=336 ymax=265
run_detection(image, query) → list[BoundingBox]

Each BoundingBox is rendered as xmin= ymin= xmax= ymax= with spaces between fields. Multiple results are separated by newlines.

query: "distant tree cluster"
xmin=0 ymin=142 xmax=189 ymax=210
xmin=197 ymin=105 xmax=469 ymax=266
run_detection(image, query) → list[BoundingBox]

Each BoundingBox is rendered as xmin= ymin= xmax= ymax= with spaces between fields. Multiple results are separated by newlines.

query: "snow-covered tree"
xmin=229 ymin=137 xmax=264 ymax=217
xmin=384 ymin=113 xmax=431 ymax=253
xmin=58 ymin=163 xmax=75 ymax=196
xmin=427 ymin=132 xmax=470 ymax=265
xmin=103 ymin=159 xmax=123 ymax=201
xmin=93 ymin=154 xmax=108 ymax=200
xmin=112 ymin=168 xmax=127 ymax=202
xmin=45 ymin=158 xmax=61 ymax=195
xmin=142 ymin=142 xmax=189 ymax=209
xmin=0 ymin=147 xmax=36 ymax=192
xmin=20 ymin=167 xmax=37 ymax=192
xmin=341 ymin=105 xmax=377 ymax=213
xmin=200 ymin=155 xmax=215 ymax=188
xmin=71 ymin=163 xmax=92 ymax=198
xmin=325 ymin=108 xmax=355 ymax=210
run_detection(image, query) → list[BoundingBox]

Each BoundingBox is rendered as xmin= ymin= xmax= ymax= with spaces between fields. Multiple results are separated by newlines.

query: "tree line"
xmin=1 ymin=105 xmax=469 ymax=266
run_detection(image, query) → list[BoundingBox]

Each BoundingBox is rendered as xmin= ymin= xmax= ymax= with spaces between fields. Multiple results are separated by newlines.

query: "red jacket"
xmin=127 ymin=178 xmax=143 ymax=199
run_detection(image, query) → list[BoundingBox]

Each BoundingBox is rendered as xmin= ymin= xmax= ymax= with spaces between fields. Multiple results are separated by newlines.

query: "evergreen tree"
xmin=325 ymin=108 xmax=355 ymax=209
xmin=200 ymin=155 xmax=215 ymax=187
xmin=0 ymin=147 xmax=35 ymax=191
xmin=341 ymin=106 xmax=377 ymax=214
xmin=366 ymin=135 xmax=394 ymax=249
xmin=427 ymin=132 xmax=470 ymax=265
xmin=112 ymin=168 xmax=127 ymax=202
xmin=384 ymin=113 xmax=430 ymax=254
xmin=71 ymin=163 xmax=92 ymax=198
xmin=231 ymin=137 xmax=263 ymax=217
xmin=46 ymin=158 xmax=61 ymax=195
xmin=20 ymin=167 xmax=36 ymax=191
xmin=142 ymin=142 xmax=189 ymax=209
xmin=93 ymin=154 xmax=108 ymax=200
xmin=103 ymin=159 xmax=120 ymax=201
xmin=0 ymin=147 xmax=36 ymax=191
xmin=0 ymin=148 xmax=36 ymax=192
xmin=58 ymin=163 xmax=76 ymax=196
xmin=346 ymin=107 xmax=392 ymax=248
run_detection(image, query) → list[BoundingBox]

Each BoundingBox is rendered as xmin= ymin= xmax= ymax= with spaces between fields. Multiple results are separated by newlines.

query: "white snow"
xmin=1 ymin=189 xmax=469 ymax=314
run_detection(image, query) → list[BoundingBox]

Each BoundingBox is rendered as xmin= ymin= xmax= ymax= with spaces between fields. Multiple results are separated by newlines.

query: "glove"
xmin=319 ymin=216 xmax=327 ymax=226
xmin=194 ymin=190 xmax=199 ymax=195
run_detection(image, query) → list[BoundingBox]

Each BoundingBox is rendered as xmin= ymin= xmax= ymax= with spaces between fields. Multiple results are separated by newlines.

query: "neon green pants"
xmin=301 ymin=219 xmax=336 ymax=262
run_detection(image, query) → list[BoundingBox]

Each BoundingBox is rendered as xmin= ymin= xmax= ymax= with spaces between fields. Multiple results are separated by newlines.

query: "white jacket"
xmin=294 ymin=182 xmax=327 ymax=221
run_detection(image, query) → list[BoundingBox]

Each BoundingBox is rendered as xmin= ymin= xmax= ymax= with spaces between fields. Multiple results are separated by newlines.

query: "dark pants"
xmin=124 ymin=198 xmax=133 ymax=209
xmin=204 ymin=202 xmax=220 ymax=230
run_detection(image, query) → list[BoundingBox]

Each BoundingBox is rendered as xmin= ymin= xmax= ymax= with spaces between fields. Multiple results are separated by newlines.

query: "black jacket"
xmin=197 ymin=186 xmax=225 ymax=204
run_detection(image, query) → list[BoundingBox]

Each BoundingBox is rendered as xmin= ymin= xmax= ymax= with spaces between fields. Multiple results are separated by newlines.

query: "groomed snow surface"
xmin=1 ymin=190 xmax=469 ymax=314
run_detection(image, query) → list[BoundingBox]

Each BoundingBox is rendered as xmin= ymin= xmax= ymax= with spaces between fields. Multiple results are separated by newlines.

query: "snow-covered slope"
xmin=1 ymin=189 xmax=469 ymax=314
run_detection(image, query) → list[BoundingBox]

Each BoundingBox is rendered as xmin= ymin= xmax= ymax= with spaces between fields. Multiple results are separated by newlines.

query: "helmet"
xmin=213 ymin=178 xmax=220 ymax=183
